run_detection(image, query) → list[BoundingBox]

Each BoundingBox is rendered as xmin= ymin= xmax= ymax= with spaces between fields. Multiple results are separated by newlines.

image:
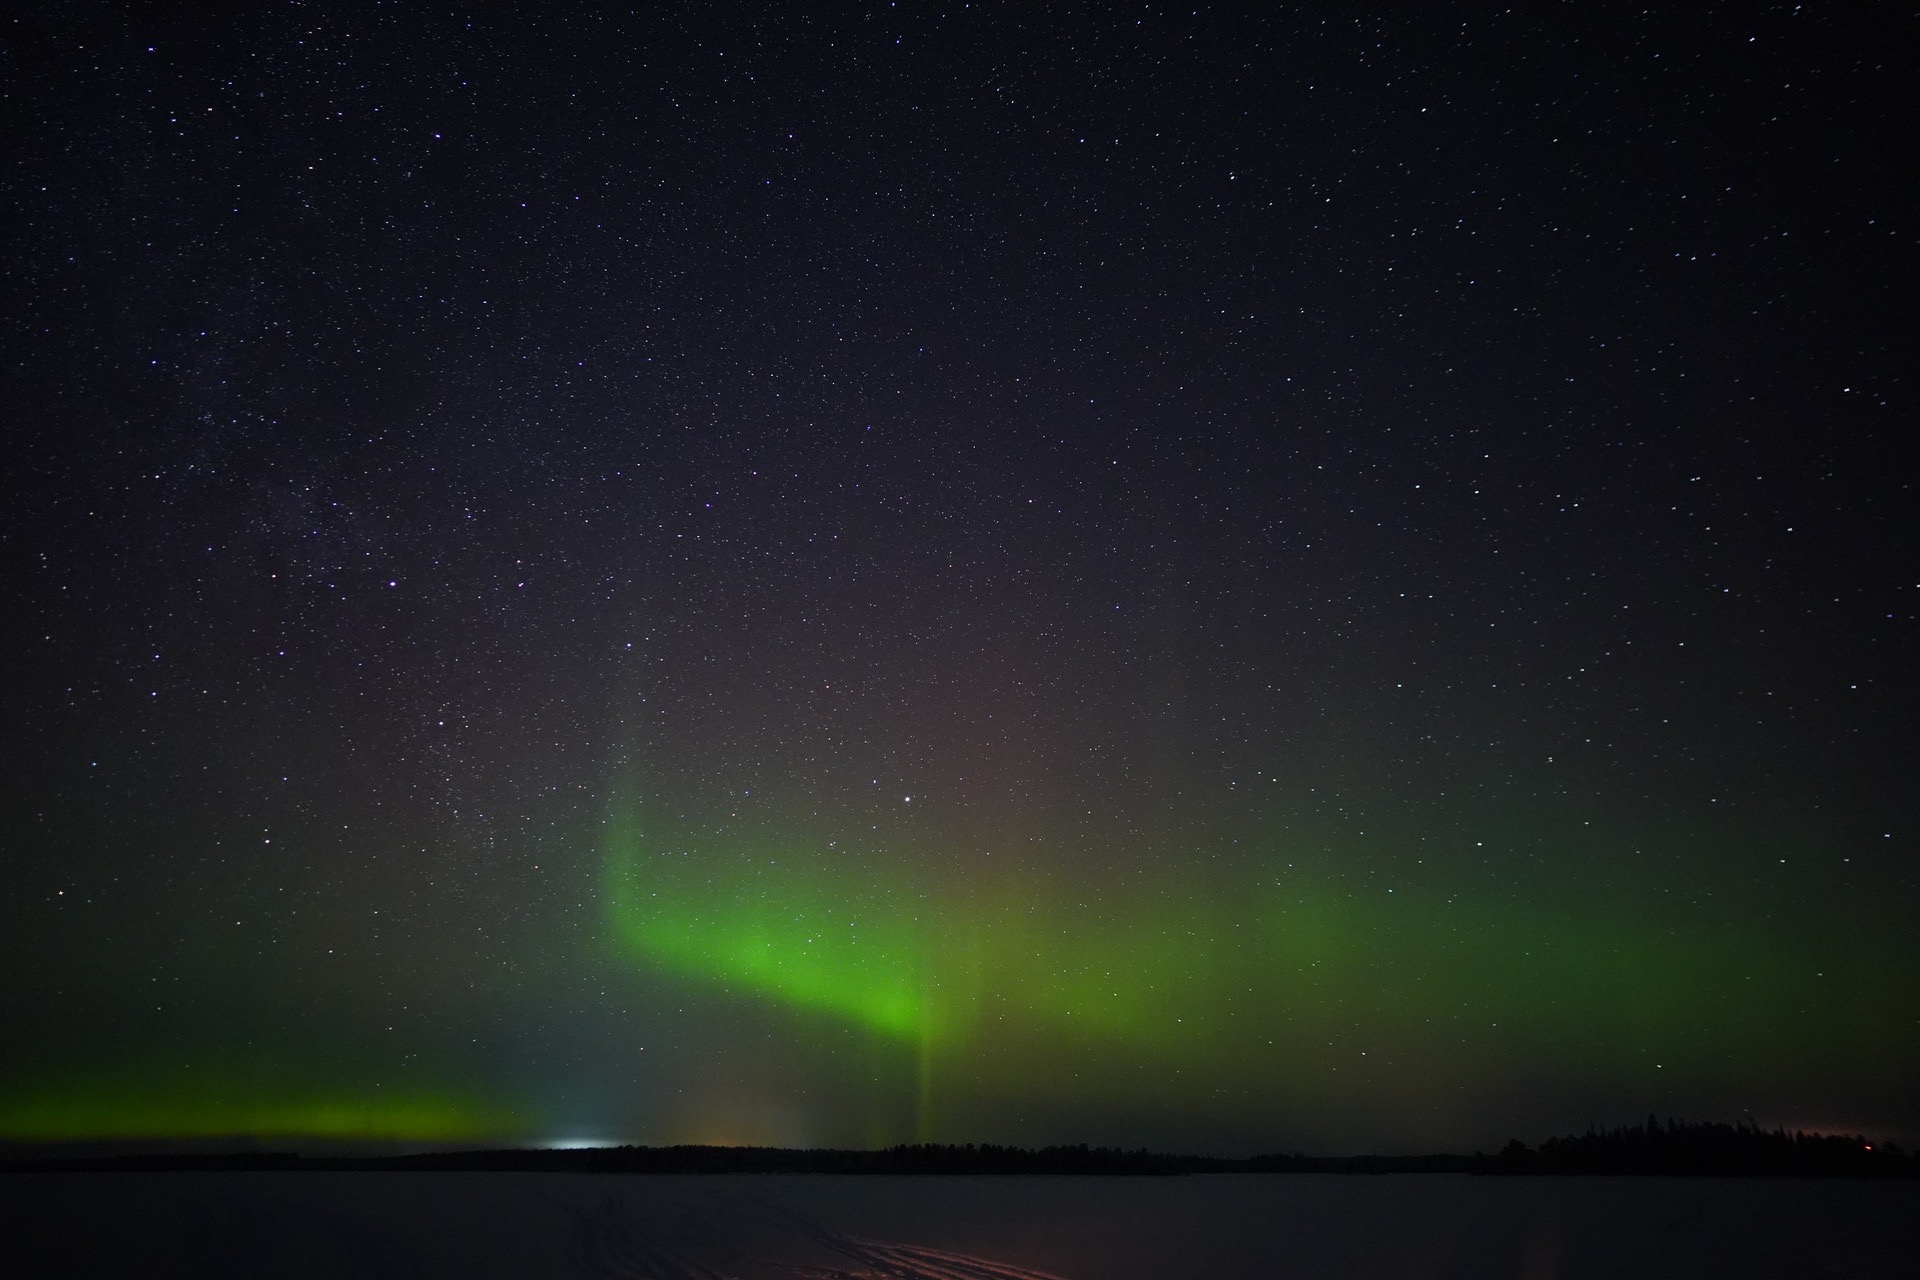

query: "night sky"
xmin=4 ymin=3 xmax=1914 ymax=1157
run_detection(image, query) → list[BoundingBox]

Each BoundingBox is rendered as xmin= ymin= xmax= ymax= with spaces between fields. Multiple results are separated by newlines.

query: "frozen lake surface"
xmin=4 ymin=1170 xmax=1916 ymax=1278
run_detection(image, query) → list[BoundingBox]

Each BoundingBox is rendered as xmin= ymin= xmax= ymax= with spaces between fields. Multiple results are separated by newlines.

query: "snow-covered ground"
xmin=4 ymin=1171 xmax=1916 ymax=1278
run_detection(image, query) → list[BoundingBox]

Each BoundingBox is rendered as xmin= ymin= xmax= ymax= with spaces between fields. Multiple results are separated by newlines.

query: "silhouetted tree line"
xmin=8 ymin=1121 xmax=1912 ymax=1176
xmin=1491 ymin=1115 xmax=1916 ymax=1177
xmin=0 ymin=1143 xmax=1204 ymax=1175
xmin=5 ymin=1143 xmax=1478 ymax=1175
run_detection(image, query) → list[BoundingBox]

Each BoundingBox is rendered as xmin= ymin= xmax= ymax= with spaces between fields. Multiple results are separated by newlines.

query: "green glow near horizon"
xmin=0 ymin=1078 xmax=520 ymax=1143
xmin=11 ymin=803 xmax=1898 ymax=1149
xmin=601 ymin=799 xmax=1905 ymax=1128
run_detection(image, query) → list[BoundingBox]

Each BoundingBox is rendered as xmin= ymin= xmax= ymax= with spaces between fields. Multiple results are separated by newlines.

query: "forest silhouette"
xmin=6 ymin=1119 xmax=1912 ymax=1177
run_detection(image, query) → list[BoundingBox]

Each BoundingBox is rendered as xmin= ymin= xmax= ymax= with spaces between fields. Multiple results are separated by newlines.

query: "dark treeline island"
xmin=1495 ymin=1116 xmax=1915 ymax=1177
xmin=7 ymin=1120 xmax=1913 ymax=1177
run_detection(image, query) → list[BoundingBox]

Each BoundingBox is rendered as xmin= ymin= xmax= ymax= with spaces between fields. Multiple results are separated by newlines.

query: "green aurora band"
xmin=8 ymin=802 xmax=1904 ymax=1148
xmin=604 ymin=799 xmax=1913 ymax=1140
xmin=0 ymin=1068 xmax=520 ymax=1143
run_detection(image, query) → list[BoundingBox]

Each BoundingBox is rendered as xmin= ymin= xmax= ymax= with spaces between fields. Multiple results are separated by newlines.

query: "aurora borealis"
xmin=3 ymin=4 xmax=1914 ymax=1157
xmin=596 ymin=785 xmax=1916 ymax=1151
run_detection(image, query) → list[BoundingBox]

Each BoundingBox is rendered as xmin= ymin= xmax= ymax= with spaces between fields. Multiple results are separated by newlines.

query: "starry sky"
xmin=3 ymin=3 xmax=1914 ymax=1157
